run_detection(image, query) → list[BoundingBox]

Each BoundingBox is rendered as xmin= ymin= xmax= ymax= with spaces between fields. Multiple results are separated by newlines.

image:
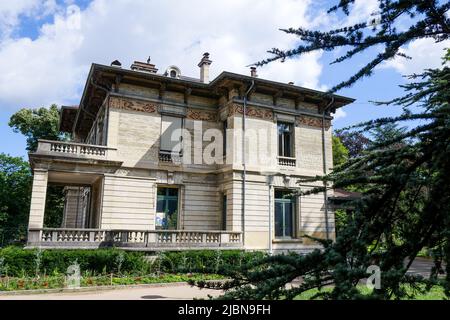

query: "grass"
xmin=295 ymin=284 xmax=447 ymax=300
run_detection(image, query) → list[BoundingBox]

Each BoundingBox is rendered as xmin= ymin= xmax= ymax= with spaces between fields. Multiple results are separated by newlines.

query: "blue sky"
xmin=0 ymin=0 xmax=447 ymax=158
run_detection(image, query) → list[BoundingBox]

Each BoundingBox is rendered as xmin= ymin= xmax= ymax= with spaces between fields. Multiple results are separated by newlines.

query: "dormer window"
xmin=165 ymin=66 xmax=181 ymax=79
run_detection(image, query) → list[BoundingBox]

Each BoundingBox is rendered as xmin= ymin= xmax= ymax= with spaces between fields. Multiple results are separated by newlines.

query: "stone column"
xmin=28 ymin=169 xmax=48 ymax=229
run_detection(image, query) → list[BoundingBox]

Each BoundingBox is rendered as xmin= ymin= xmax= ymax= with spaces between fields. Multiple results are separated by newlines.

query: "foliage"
xmin=332 ymin=135 xmax=349 ymax=166
xmin=160 ymin=250 xmax=266 ymax=274
xmin=254 ymin=0 xmax=450 ymax=92
xmin=0 ymin=154 xmax=32 ymax=246
xmin=8 ymin=104 xmax=68 ymax=152
xmin=194 ymin=50 xmax=450 ymax=299
xmin=7 ymin=105 xmax=68 ymax=232
xmin=0 ymin=273 xmax=224 ymax=291
xmin=43 ymin=186 xmax=65 ymax=228
xmin=0 ymin=247 xmax=263 ymax=279
xmin=335 ymin=130 xmax=371 ymax=158
xmin=0 ymin=247 xmax=149 ymax=277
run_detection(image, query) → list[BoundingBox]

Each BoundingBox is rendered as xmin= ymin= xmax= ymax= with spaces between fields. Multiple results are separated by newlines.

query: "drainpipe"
xmin=321 ymin=96 xmax=335 ymax=241
xmin=242 ymin=80 xmax=255 ymax=246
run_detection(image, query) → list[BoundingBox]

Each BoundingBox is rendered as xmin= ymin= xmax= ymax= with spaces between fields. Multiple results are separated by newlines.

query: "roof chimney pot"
xmin=198 ymin=52 xmax=212 ymax=83
xmin=250 ymin=66 xmax=258 ymax=77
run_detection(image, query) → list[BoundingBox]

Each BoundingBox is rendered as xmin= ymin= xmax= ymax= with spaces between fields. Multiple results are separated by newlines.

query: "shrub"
xmin=0 ymin=247 xmax=148 ymax=277
xmin=0 ymin=247 xmax=265 ymax=277
xmin=158 ymin=250 xmax=266 ymax=274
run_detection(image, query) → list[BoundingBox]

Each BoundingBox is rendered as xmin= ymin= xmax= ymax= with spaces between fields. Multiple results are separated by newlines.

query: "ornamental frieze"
xmin=228 ymin=103 xmax=273 ymax=120
xmin=296 ymin=115 xmax=331 ymax=129
xmin=109 ymin=97 xmax=158 ymax=113
xmin=186 ymin=108 xmax=218 ymax=121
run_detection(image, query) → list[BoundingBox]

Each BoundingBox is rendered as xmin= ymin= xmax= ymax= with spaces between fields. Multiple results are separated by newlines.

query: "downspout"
xmin=242 ymin=80 xmax=255 ymax=246
xmin=321 ymin=96 xmax=335 ymax=241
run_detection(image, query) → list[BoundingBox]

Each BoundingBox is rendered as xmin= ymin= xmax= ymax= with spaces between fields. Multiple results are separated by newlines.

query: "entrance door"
xmin=156 ymin=187 xmax=179 ymax=230
xmin=274 ymin=190 xmax=295 ymax=238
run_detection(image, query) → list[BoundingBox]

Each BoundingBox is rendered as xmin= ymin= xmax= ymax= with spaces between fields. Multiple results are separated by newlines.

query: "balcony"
xmin=278 ymin=156 xmax=296 ymax=167
xmin=34 ymin=139 xmax=118 ymax=161
xmin=159 ymin=150 xmax=183 ymax=164
xmin=27 ymin=228 xmax=243 ymax=251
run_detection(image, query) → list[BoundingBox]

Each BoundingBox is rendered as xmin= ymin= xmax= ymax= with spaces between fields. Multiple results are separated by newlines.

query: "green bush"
xmin=158 ymin=250 xmax=266 ymax=274
xmin=0 ymin=247 xmax=148 ymax=277
xmin=0 ymin=247 xmax=265 ymax=278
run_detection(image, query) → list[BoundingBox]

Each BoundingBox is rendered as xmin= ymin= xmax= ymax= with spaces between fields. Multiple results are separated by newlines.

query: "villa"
xmin=26 ymin=53 xmax=354 ymax=253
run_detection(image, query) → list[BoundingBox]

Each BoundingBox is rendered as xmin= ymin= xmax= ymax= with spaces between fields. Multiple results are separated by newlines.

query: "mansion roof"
xmin=63 ymin=59 xmax=355 ymax=139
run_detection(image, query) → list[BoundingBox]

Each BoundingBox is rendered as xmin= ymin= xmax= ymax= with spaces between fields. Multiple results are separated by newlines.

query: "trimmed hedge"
xmin=159 ymin=250 xmax=266 ymax=273
xmin=0 ymin=247 xmax=148 ymax=277
xmin=0 ymin=247 xmax=265 ymax=277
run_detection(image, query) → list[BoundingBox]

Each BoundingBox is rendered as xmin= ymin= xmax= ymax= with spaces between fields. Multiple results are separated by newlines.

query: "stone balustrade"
xmin=35 ymin=139 xmax=117 ymax=161
xmin=27 ymin=228 xmax=243 ymax=250
xmin=278 ymin=156 xmax=297 ymax=167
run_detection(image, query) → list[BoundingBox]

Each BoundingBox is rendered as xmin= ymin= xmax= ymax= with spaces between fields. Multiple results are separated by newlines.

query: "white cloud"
xmin=332 ymin=108 xmax=346 ymax=120
xmin=0 ymin=0 xmax=58 ymax=38
xmin=0 ymin=0 xmax=330 ymax=111
xmin=381 ymin=38 xmax=450 ymax=75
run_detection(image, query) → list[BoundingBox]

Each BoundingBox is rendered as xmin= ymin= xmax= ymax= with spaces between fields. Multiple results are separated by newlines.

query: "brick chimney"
xmin=130 ymin=57 xmax=158 ymax=73
xmin=250 ymin=66 xmax=258 ymax=77
xmin=198 ymin=52 xmax=212 ymax=83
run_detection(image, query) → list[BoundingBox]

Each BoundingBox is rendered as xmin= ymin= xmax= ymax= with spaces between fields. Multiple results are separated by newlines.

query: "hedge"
xmin=0 ymin=247 xmax=266 ymax=277
xmin=159 ymin=250 xmax=266 ymax=273
xmin=0 ymin=247 xmax=148 ymax=277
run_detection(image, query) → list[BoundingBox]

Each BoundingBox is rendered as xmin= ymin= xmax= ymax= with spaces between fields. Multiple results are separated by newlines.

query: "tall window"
xmin=156 ymin=187 xmax=179 ymax=230
xmin=277 ymin=122 xmax=293 ymax=157
xmin=274 ymin=190 xmax=295 ymax=238
xmin=160 ymin=115 xmax=183 ymax=157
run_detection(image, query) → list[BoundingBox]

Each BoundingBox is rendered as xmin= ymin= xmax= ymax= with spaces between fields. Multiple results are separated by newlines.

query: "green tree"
xmin=9 ymin=104 xmax=67 ymax=152
xmin=7 ymin=105 xmax=68 ymax=232
xmin=0 ymin=154 xmax=32 ymax=245
xmin=196 ymin=49 xmax=450 ymax=301
xmin=332 ymin=135 xmax=349 ymax=166
xmin=254 ymin=0 xmax=450 ymax=92
xmin=194 ymin=1 xmax=450 ymax=300
xmin=335 ymin=130 xmax=371 ymax=158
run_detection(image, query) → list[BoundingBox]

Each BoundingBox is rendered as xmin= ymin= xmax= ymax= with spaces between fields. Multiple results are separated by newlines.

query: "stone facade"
xmin=26 ymin=62 xmax=353 ymax=253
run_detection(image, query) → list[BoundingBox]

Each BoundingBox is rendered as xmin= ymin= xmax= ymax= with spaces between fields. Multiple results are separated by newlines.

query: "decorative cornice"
xmin=109 ymin=96 xmax=158 ymax=113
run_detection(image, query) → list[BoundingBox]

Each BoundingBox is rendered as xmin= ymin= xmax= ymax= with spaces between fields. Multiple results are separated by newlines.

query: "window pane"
xmin=167 ymin=199 xmax=178 ymax=214
xmin=275 ymin=201 xmax=283 ymax=237
xmin=167 ymin=188 xmax=178 ymax=197
xmin=156 ymin=198 xmax=165 ymax=212
xmin=284 ymin=133 xmax=291 ymax=157
xmin=284 ymin=203 xmax=293 ymax=237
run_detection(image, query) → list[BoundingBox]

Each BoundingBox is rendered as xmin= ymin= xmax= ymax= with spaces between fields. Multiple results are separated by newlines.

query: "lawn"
xmin=295 ymin=285 xmax=447 ymax=300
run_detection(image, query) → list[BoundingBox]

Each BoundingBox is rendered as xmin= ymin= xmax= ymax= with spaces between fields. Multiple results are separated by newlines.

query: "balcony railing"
xmin=278 ymin=156 xmax=296 ymax=167
xmin=159 ymin=150 xmax=183 ymax=164
xmin=27 ymin=228 xmax=243 ymax=250
xmin=34 ymin=139 xmax=117 ymax=161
